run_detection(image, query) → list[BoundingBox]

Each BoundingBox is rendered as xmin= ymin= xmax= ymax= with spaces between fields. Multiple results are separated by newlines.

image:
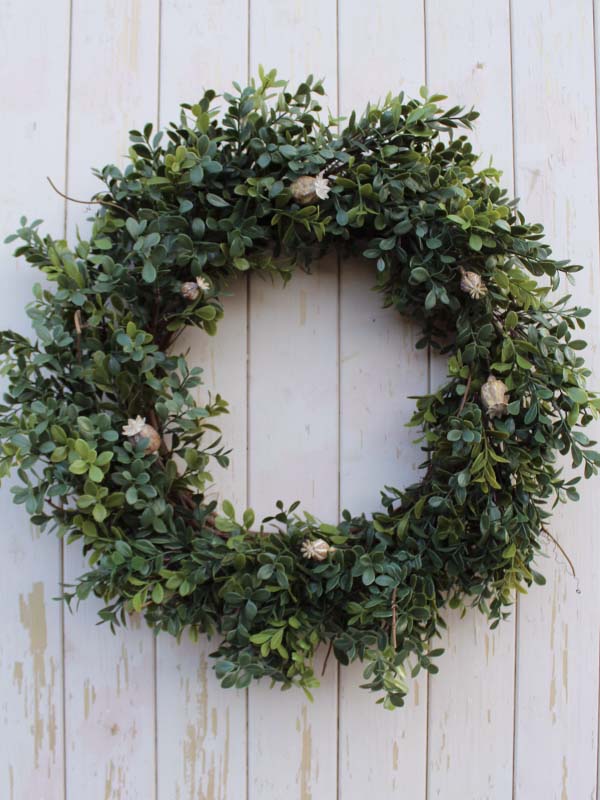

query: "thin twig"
xmin=391 ymin=587 xmax=398 ymax=650
xmin=73 ymin=310 xmax=82 ymax=364
xmin=321 ymin=640 xmax=334 ymax=676
xmin=47 ymin=176 xmax=134 ymax=218
xmin=541 ymin=525 xmax=577 ymax=581
xmin=46 ymin=499 xmax=68 ymax=512
xmin=458 ymin=370 xmax=472 ymax=415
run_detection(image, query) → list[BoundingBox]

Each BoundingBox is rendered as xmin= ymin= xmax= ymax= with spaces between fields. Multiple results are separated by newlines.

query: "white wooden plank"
xmin=247 ymin=259 xmax=340 ymax=799
xmin=0 ymin=2 xmax=70 ymax=798
xmin=156 ymin=3 xmax=249 ymax=798
xmin=336 ymin=2 xmax=429 ymax=797
xmin=63 ymin=3 xmax=160 ymax=798
xmin=247 ymin=2 xmax=339 ymax=797
xmin=424 ymin=3 xmax=516 ymax=797
xmin=511 ymin=2 xmax=600 ymax=797
xmin=4 ymin=2 xmax=600 ymax=797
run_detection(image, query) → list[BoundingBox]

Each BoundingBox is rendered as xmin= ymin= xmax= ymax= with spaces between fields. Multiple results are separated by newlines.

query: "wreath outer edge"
xmin=1 ymin=69 xmax=598 ymax=709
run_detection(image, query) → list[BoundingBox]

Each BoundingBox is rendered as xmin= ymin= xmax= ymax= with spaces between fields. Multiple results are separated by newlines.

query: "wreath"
xmin=1 ymin=69 xmax=598 ymax=709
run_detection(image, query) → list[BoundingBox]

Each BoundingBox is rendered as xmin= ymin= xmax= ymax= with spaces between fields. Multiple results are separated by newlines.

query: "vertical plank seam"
xmin=335 ymin=3 xmax=342 ymax=797
xmin=156 ymin=0 xmax=162 ymax=126
xmin=153 ymin=633 xmax=158 ymax=800
xmin=590 ymin=1 xmax=600 ymax=795
xmin=507 ymin=2 xmax=520 ymax=797
xmin=61 ymin=2 xmax=74 ymax=797
xmin=245 ymin=4 xmax=252 ymax=798
xmin=422 ymin=4 xmax=431 ymax=799
xmin=154 ymin=4 xmax=162 ymax=798
xmin=62 ymin=0 xmax=74 ymax=240
xmin=335 ymin=0 xmax=341 ymax=548
xmin=597 ymin=639 xmax=600 ymax=800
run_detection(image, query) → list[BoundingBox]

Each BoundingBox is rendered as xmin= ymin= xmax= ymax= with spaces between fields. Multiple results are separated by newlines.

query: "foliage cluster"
xmin=1 ymin=69 xmax=597 ymax=707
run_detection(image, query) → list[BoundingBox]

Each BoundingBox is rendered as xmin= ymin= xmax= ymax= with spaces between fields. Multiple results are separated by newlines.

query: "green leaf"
xmin=411 ymin=267 xmax=429 ymax=283
xmin=502 ymin=543 xmax=516 ymax=559
xmin=126 ymin=218 xmax=143 ymax=239
xmin=223 ymin=499 xmax=235 ymax=519
xmin=250 ymin=631 xmax=272 ymax=645
xmin=279 ymin=144 xmax=297 ymax=159
xmin=206 ymin=193 xmax=230 ymax=208
xmin=152 ymin=583 xmax=165 ymax=604
xmin=362 ymin=567 xmax=376 ymax=586
xmin=92 ymin=504 xmax=108 ymax=523
xmin=257 ymin=564 xmax=274 ymax=581
xmin=190 ymin=165 xmax=204 ymax=185
xmin=319 ymin=523 xmax=338 ymax=535
xmin=113 ymin=540 xmax=132 ymax=558
xmin=566 ymin=386 xmax=587 ymax=404
xmin=51 ymin=425 xmax=67 ymax=444
xmin=81 ymin=520 xmax=97 ymax=538
xmin=469 ymin=233 xmax=483 ymax=251
xmin=88 ymin=465 xmax=104 ymax=483
xmin=76 ymin=495 xmax=96 ymax=509
xmin=215 ymin=516 xmax=237 ymax=532
xmin=142 ymin=261 xmax=157 ymax=283
xmin=51 ymin=446 xmax=67 ymax=463
xmin=425 ymin=289 xmax=437 ymax=310
xmin=126 ymin=487 xmax=138 ymax=505
xmin=132 ymin=591 xmax=145 ymax=613
xmin=196 ymin=305 xmax=216 ymax=320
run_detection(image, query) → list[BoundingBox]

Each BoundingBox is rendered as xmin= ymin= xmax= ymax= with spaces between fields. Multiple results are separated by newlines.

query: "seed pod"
xmin=122 ymin=416 xmax=162 ymax=454
xmin=480 ymin=375 xmax=509 ymax=419
xmin=300 ymin=538 xmax=334 ymax=561
xmin=460 ymin=268 xmax=487 ymax=299
xmin=132 ymin=424 xmax=162 ymax=454
xmin=181 ymin=281 xmax=200 ymax=301
xmin=290 ymin=171 xmax=331 ymax=205
xmin=291 ymin=175 xmax=318 ymax=205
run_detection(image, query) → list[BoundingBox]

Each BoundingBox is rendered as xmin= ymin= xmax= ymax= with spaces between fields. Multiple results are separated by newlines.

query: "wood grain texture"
xmin=156 ymin=3 xmax=249 ymax=798
xmin=424 ymin=3 xmax=516 ymax=797
xmin=63 ymin=4 xmax=160 ymax=798
xmin=247 ymin=2 xmax=339 ymax=797
xmin=1 ymin=2 xmax=600 ymax=797
xmin=511 ymin=2 xmax=600 ymax=798
xmin=0 ymin=2 xmax=70 ymax=798
xmin=336 ymin=2 xmax=429 ymax=798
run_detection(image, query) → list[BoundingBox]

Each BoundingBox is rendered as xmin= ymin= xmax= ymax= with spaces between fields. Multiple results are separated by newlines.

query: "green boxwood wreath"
xmin=1 ymin=69 xmax=598 ymax=709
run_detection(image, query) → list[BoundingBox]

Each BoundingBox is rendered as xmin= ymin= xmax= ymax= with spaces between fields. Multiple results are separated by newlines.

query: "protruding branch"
xmin=47 ymin=176 xmax=133 ymax=218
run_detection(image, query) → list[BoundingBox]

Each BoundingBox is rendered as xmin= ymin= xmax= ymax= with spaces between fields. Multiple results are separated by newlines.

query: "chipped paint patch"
xmin=18 ymin=581 xmax=47 ymax=767
xmin=297 ymin=706 xmax=312 ymax=799
xmin=103 ymin=758 xmax=125 ymax=800
xmin=83 ymin=678 xmax=97 ymax=721
xmin=115 ymin=641 xmax=130 ymax=696
xmin=562 ymin=623 xmax=569 ymax=700
xmin=561 ymin=754 xmax=568 ymax=799
xmin=12 ymin=661 xmax=24 ymax=694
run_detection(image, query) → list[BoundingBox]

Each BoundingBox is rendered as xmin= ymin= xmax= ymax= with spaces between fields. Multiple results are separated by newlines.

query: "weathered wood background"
xmin=1 ymin=1 xmax=599 ymax=798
